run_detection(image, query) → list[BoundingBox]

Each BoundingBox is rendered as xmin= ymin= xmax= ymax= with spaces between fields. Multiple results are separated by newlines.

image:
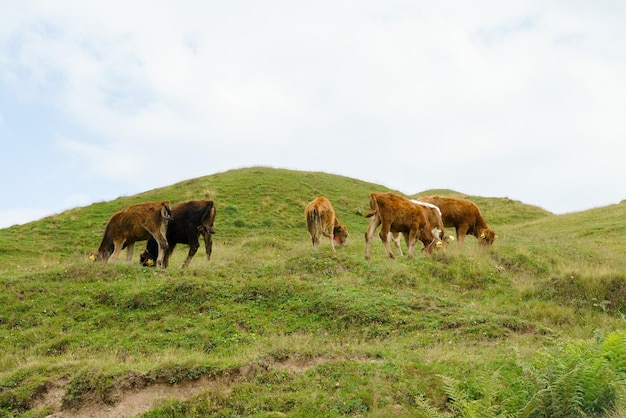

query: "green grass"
xmin=1 ymin=166 xmax=626 ymax=417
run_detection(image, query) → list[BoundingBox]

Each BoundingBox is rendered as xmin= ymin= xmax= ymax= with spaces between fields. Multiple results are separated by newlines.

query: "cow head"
xmin=88 ymin=251 xmax=107 ymax=262
xmin=430 ymin=228 xmax=454 ymax=250
xmin=197 ymin=225 xmax=216 ymax=235
xmin=139 ymin=250 xmax=156 ymax=267
xmin=431 ymin=228 xmax=444 ymax=250
xmin=441 ymin=234 xmax=455 ymax=248
xmin=333 ymin=225 xmax=348 ymax=247
xmin=479 ymin=228 xmax=496 ymax=246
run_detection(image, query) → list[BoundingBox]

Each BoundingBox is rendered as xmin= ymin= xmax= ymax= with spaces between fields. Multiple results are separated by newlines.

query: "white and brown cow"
xmin=389 ymin=199 xmax=450 ymax=256
xmin=364 ymin=192 xmax=440 ymax=260
xmin=418 ymin=195 xmax=496 ymax=247
xmin=305 ymin=196 xmax=348 ymax=252
xmin=91 ymin=201 xmax=172 ymax=267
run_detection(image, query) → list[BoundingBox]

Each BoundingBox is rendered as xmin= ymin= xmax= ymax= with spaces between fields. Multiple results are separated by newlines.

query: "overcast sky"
xmin=1 ymin=1 xmax=625 ymax=229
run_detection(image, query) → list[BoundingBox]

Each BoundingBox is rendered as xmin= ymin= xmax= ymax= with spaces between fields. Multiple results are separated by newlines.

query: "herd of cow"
xmin=89 ymin=192 xmax=495 ymax=268
xmin=305 ymin=193 xmax=496 ymax=260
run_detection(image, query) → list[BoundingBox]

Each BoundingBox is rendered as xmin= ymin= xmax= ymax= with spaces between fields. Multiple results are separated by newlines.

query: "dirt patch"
xmin=35 ymin=357 xmax=330 ymax=417
xmin=31 ymin=376 xmax=70 ymax=412
xmin=46 ymin=375 xmax=228 ymax=418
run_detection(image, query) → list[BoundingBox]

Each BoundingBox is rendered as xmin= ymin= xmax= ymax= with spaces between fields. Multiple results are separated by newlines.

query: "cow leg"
xmin=183 ymin=236 xmax=200 ymax=268
xmin=406 ymin=230 xmax=418 ymax=259
xmin=151 ymin=233 xmax=169 ymax=268
xmin=402 ymin=233 xmax=410 ymax=254
xmin=109 ymin=239 xmax=125 ymax=263
xmin=203 ymin=230 xmax=213 ymax=261
xmin=378 ymin=224 xmax=394 ymax=259
xmin=315 ymin=228 xmax=323 ymax=250
xmin=125 ymin=242 xmax=135 ymax=265
xmin=306 ymin=223 xmax=316 ymax=249
xmin=364 ymin=215 xmax=381 ymax=260
xmin=309 ymin=223 xmax=321 ymax=250
xmin=153 ymin=220 xmax=170 ymax=268
xmin=456 ymin=224 xmax=469 ymax=247
xmin=156 ymin=240 xmax=168 ymax=268
xmin=165 ymin=244 xmax=177 ymax=269
xmin=389 ymin=232 xmax=404 ymax=256
xmin=329 ymin=229 xmax=336 ymax=253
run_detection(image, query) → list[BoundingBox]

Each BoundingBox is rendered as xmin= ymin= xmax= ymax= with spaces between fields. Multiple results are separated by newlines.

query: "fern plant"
xmin=433 ymin=332 xmax=626 ymax=417
xmin=520 ymin=331 xmax=626 ymax=418
xmin=438 ymin=372 xmax=512 ymax=418
xmin=414 ymin=394 xmax=446 ymax=418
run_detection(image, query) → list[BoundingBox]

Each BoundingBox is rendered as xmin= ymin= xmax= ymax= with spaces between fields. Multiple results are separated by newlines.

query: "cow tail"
xmin=365 ymin=194 xmax=379 ymax=218
xmin=199 ymin=201 xmax=216 ymax=233
xmin=308 ymin=207 xmax=321 ymax=237
xmin=308 ymin=207 xmax=319 ymax=222
xmin=200 ymin=202 xmax=213 ymax=224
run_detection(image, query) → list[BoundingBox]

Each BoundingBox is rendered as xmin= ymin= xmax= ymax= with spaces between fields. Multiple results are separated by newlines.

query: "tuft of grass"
xmin=533 ymin=272 xmax=626 ymax=313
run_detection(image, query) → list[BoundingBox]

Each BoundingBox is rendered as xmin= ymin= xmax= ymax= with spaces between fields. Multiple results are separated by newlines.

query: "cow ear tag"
xmin=88 ymin=254 xmax=96 ymax=262
xmin=480 ymin=232 xmax=486 ymax=239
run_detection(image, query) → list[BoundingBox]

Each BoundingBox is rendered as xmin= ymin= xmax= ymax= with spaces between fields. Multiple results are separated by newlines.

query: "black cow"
xmin=140 ymin=200 xmax=216 ymax=268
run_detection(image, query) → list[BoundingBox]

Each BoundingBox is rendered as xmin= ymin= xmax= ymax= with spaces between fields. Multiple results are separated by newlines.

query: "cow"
xmin=364 ymin=192 xmax=440 ymax=260
xmin=304 ymin=196 xmax=348 ymax=252
xmin=389 ymin=199 xmax=451 ymax=256
xmin=90 ymin=201 xmax=172 ymax=268
xmin=140 ymin=200 xmax=216 ymax=268
xmin=418 ymin=195 xmax=496 ymax=247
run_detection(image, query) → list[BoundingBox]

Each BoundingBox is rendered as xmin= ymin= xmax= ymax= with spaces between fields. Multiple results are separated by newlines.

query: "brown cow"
xmin=305 ymin=196 xmax=348 ymax=252
xmin=364 ymin=192 xmax=440 ymax=260
xmin=389 ymin=199 xmax=450 ymax=256
xmin=418 ymin=195 xmax=496 ymax=247
xmin=91 ymin=201 xmax=172 ymax=267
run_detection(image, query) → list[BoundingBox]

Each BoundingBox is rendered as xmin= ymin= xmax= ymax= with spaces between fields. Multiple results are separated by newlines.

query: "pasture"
xmin=1 ymin=167 xmax=625 ymax=417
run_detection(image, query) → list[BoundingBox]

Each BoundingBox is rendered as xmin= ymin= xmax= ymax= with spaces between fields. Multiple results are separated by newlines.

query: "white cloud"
xmin=1 ymin=1 xmax=626 ymax=216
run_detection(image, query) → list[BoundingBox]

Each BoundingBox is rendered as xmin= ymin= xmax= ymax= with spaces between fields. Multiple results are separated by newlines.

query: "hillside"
xmin=0 ymin=167 xmax=550 ymax=271
xmin=1 ymin=167 xmax=626 ymax=417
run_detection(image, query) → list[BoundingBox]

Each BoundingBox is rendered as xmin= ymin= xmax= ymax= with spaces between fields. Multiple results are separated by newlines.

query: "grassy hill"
xmin=1 ymin=166 xmax=625 ymax=417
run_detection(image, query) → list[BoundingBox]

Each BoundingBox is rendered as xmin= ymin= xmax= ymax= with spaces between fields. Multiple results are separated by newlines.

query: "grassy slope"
xmin=1 ymin=166 xmax=625 ymax=417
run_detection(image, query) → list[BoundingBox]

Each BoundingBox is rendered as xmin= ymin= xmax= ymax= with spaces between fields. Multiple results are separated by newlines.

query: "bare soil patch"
xmin=35 ymin=356 xmax=335 ymax=417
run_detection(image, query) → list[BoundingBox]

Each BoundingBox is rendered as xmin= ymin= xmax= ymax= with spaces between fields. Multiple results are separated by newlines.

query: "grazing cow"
xmin=364 ymin=192 xmax=440 ymax=260
xmin=91 ymin=201 xmax=172 ymax=267
xmin=389 ymin=199 xmax=450 ymax=256
xmin=305 ymin=196 xmax=348 ymax=252
xmin=140 ymin=200 xmax=216 ymax=268
xmin=418 ymin=195 xmax=496 ymax=247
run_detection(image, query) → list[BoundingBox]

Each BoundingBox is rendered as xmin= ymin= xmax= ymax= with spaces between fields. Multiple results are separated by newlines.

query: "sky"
xmin=1 ymin=1 xmax=625 ymax=229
